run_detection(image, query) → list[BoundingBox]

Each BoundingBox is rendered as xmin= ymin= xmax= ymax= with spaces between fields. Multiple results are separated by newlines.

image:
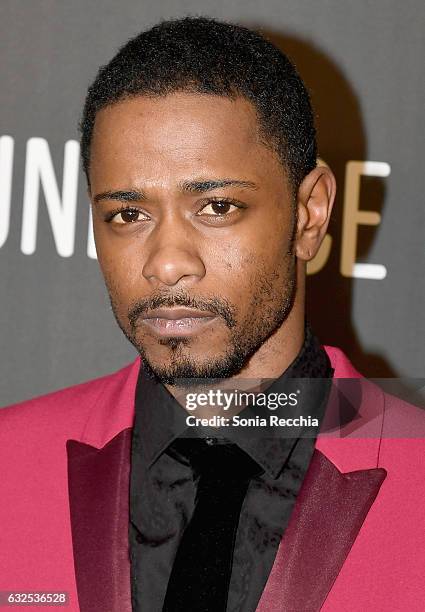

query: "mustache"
xmin=128 ymin=291 xmax=237 ymax=329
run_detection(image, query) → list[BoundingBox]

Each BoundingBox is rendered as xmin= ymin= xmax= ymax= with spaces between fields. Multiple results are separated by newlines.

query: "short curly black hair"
xmin=80 ymin=16 xmax=317 ymax=194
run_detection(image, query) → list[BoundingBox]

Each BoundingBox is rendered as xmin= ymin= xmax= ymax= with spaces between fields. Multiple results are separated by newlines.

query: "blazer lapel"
xmin=67 ymin=431 xmax=386 ymax=612
xmin=67 ymin=428 xmax=133 ymax=612
xmin=65 ymin=354 xmax=386 ymax=612
xmin=256 ymin=449 xmax=386 ymax=612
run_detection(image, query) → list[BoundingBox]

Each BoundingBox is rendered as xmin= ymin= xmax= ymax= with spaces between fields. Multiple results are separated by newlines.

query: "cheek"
xmin=215 ymin=234 xmax=293 ymax=310
xmin=217 ymin=229 xmax=289 ymax=280
xmin=209 ymin=241 xmax=247 ymax=281
xmin=219 ymin=207 xmax=291 ymax=269
xmin=94 ymin=228 xmax=143 ymax=303
xmin=209 ymin=243 xmax=263 ymax=305
xmin=97 ymin=249 xmax=141 ymax=311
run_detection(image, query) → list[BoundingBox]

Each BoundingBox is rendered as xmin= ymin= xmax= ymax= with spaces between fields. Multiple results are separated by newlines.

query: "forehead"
xmin=89 ymin=92 xmax=287 ymax=189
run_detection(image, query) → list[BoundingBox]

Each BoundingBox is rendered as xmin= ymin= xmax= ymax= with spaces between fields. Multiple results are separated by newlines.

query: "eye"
xmin=197 ymin=199 xmax=241 ymax=217
xmin=106 ymin=207 xmax=149 ymax=224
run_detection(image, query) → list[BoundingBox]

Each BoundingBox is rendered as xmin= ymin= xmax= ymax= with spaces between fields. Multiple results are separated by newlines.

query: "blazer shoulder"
xmin=381 ymin=391 xmax=425 ymax=438
xmin=0 ymin=358 xmax=139 ymax=433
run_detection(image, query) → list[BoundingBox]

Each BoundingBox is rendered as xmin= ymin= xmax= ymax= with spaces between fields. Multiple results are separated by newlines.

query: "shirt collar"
xmin=133 ymin=323 xmax=334 ymax=478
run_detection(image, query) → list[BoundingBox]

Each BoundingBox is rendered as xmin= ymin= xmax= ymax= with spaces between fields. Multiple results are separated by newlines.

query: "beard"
xmin=107 ymin=253 xmax=296 ymax=387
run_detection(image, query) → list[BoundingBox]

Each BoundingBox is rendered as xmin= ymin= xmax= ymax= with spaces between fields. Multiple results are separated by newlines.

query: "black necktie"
xmin=162 ymin=438 xmax=262 ymax=612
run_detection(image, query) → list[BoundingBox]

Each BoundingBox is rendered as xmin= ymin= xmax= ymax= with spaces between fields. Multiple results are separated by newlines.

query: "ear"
xmin=295 ymin=166 xmax=336 ymax=261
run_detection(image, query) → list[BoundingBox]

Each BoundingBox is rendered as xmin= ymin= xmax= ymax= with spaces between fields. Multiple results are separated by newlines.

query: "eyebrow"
xmin=93 ymin=178 xmax=259 ymax=204
xmin=93 ymin=190 xmax=145 ymax=204
xmin=180 ymin=178 xmax=259 ymax=193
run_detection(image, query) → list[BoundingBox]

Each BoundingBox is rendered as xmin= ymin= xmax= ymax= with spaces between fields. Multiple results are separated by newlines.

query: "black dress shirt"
xmin=129 ymin=325 xmax=333 ymax=612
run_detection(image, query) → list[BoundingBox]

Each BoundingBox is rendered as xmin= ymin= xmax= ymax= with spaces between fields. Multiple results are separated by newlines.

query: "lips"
xmin=140 ymin=307 xmax=217 ymax=337
xmin=141 ymin=307 xmax=216 ymax=320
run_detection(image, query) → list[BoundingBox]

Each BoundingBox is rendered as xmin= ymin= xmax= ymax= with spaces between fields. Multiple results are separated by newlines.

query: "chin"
xmin=140 ymin=346 xmax=250 ymax=386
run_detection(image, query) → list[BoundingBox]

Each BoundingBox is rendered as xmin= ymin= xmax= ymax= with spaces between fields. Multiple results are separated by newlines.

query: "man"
xmin=0 ymin=16 xmax=424 ymax=612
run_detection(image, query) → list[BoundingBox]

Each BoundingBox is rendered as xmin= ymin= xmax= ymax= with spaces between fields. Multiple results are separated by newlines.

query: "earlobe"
xmin=295 ymin=166 xmax=336 ymax=261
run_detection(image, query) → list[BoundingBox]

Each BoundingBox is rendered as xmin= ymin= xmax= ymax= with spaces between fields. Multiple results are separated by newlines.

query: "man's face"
xmin=89 ymin=92 xmax=297 ymax=384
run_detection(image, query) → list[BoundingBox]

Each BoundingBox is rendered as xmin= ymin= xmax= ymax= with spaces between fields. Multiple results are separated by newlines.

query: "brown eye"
xmin=199 ymin=200 xmax=239 ymax=216
xmin=120 ymin=210 xmax=140 ymax=223
xmin=211 ymin=201 xmax=231 ymax=214
xmin=109 ymin=208 xmax=147 ymax=224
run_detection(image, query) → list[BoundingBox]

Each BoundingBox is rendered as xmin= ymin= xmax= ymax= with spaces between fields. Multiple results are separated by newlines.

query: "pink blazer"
xmin=0 ymin=346 xmax=424 ymax=611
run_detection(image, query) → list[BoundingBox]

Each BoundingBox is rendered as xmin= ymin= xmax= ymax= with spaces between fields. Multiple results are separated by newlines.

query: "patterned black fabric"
xmin=129 ymin=324 xmax=334 ymax=612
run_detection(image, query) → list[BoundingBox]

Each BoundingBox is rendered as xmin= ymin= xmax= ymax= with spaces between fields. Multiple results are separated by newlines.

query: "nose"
xmin=142 ymin=216 xmax=206 ymax=287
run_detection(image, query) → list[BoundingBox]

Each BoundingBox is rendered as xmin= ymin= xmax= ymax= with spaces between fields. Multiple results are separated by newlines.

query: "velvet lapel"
xmin=256 ymin=449 xmax=387 ymax=612
xmin=67 ymin=428 xmax=133 ymax=612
